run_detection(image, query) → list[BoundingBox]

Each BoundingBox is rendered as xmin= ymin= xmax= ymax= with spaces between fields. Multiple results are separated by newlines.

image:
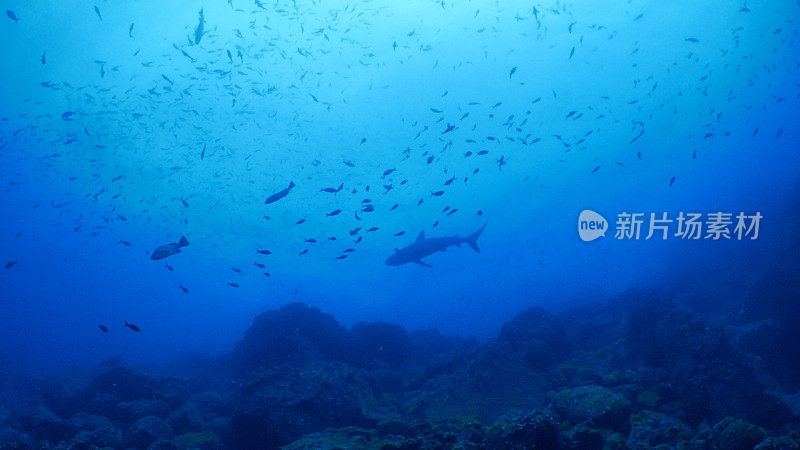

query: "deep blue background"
xmin=0 ymin=0 xmax=797 ymax=375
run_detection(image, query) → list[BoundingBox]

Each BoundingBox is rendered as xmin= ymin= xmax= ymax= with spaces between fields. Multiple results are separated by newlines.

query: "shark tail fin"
xmin=178 ymin=236 xmax=189 ymax=247
xmin=466 ymin=221 xmax=487 ymax=253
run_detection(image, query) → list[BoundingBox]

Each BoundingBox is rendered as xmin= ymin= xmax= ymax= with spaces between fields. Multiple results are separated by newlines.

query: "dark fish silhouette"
xmin=125 ymin=322 xmax=140 ymax=332
xmin=386 ymin=223 xmax=487 ymax=267
xmin=98 ymin=325 xmax=108 ymax=333
xmin=6 ymin=10 xmax=19 ymax=22
xmin=150 ymin=236 xmax=189 ymax=260
xmin=265 ymin=181 xmax=295 ymax=204
xmin=194 ymin=9 xmax=205 ymax=44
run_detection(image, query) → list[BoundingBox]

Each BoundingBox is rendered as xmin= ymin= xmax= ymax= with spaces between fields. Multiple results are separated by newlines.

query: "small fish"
xmin=295 ymin=219 xmax=306 ymax=225
xmin=432 ymin=190 xmax=445 ymax=196
xmin=5 ymin=260 xmax=18 ymax=269
xmin=179 ymin=285 xmax=189 ymax=293
xmin=129 ymin=23 xmax=134 ymax=37
xmin=125 ymin=322 xmax=141 ymax=332
xmin=685 ymin=37 xmax=699 ymax=43
xmin=321 ymin=183 xmax=344 ymax=194
xmin=669 ymin=176 xmax=676 ymax=186
xmin=98 ymin=325 xmax=109 ymax=333
xmin=41 ymin=51 xmax=46 ymax=65
xmin=228 ymin=282 xmax=239 ymax=288
xmin=382 ymin=168 xmax=396 ymax=178
xmin=327 ymin=209 xmax=342 ymax=217
xmin=6 ymin=10 xmax=19 ymax=22
xmin=509 ymin=66 xmax=517 ymax=78
xmin=336 ymin=255 xmax=347 ymax=260
xmin=201 ymin=144 xmax=206 ymax=160
xmin=150 ymin=236 xmax=189 ymax=260
xmin=94 ymin=5 xmax=102 ymax=21
xmin=194 ymin=9 xmax=205 ymax=44
xmin=253 ymin=263 xmax=265 ymax=269
xmin=257 ymin=249 xmax=272 ymax=255
xmin=119 ymin=240 xmax=132 ymax=247
xmin=265 ymin=181 xmax=295 ymax=204
xmin=497 ymin=156 xmax=507 ymax=170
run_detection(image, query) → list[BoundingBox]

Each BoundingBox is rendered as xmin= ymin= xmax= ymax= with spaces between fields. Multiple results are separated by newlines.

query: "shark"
xmin=385 ymin=222 xmax=487 ymax=267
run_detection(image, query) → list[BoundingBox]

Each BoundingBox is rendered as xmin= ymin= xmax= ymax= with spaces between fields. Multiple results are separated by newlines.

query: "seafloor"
xmin=1 ymin=246 xmax=799 ymax=449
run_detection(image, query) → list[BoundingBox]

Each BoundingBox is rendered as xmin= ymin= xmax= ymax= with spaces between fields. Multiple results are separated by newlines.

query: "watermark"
xmin=578 ymin=210 xmax=608 ymax=241
xmin=579 ymin=210 xmax=762 ymax=241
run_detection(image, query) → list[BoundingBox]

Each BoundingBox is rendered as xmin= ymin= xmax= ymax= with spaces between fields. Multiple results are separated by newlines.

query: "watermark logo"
xmin=578 ymin=210 xmax=608 ymax=241
xmin=579 ymin=210 xmax=762 ymax=241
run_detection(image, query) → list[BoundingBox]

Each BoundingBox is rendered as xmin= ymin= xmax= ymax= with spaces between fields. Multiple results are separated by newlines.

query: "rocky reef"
xmin=1 ymin=260 xmax=800 ymax=449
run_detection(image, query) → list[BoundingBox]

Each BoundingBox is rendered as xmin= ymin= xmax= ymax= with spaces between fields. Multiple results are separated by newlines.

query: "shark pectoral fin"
xmin=413 ymin=259 xmax=433 ymax=268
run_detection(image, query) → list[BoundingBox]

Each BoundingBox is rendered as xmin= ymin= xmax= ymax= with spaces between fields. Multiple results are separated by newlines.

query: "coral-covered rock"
xmin=628 ymin=300 xmax=794 ymax=428
xmin=229 ymin=303 xmax=350 ymax=370
xmin=231 ymin=361 xmax=375 ymax=447
xmin=562 ymin=423 xmax=606 ymax=449
xmin=114 ymin=399 xmax=171 ymax=423
xmin=90 ymin=360 xmax=153 ymax=402
xmin=188 ymin=391 xmax=236 ymax=419
xmin=0 ymin=427 xmax=33 ymax=448
xmin=627 ymin=410 xmax=691 ymax=448
xmin=705 ymin=417 xmax=767 ymax=450
xmin=349 ymin=321 xmax=413 ymax=367
xmin=40 ymin=374 xmax=90 ymax=418
xmin=754 ymin=435 xmax=800 ymax=450
xmin=16 ymin=406 xmax=77 ymax=442
xmin=125 ymin=415 xmax=174 ymax=448
xmin=71 ymin=424 xmax=124 ymax=448
xmin=167 ymin=403 xmax=206 ymax=434
xmin=172 ymin=431 xmax=223 ymax=450
xmin=550 ymin=385 xmax=631 ymax=431
xmin=499 ymin=307 xmax=571 ymax=370
xmin=407 ymin=343 xmax=548 ymax=423
xmin=487 ymin=410 xmax=560 ymax=449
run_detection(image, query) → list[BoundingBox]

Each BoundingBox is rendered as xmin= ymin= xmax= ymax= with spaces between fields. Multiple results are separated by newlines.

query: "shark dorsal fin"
xmin=416 ymin=231 xmax=425 ymax=241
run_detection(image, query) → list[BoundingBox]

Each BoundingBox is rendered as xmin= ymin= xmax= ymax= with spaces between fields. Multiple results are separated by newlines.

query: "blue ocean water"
xmin=0 ymin=0 xmax=799 ymax=448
